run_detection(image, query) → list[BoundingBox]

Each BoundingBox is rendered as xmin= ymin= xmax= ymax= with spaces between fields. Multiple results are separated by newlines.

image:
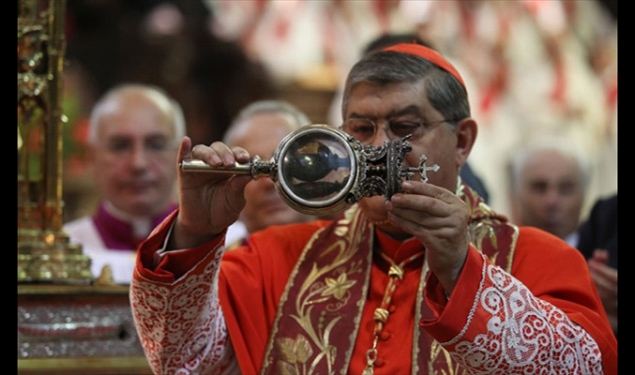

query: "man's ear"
xmin=454 ymin=118 xmax=477 ymax=167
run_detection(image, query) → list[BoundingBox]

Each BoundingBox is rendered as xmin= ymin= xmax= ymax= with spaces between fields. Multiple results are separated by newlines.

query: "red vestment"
xmin=132 ymin=206 xmax=616 ymax=374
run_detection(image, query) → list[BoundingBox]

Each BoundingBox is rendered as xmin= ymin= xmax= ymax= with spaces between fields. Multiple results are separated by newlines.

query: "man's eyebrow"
xmin=145 ymin=133 xmax=169 ymax=140
xmin=348 ymin=105 xmax=422 ymax=120
xmin=107 ymin=134 xmax=133 ymax=141
xmin=388 ymin=105 xmax=422 ymax=118
xmin=348 ymin=112 xmax=369 ymax=119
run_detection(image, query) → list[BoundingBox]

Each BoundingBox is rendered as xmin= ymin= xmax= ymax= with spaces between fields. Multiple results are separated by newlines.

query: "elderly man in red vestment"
xmin=130 ymin=43 xmax=617 ymax=374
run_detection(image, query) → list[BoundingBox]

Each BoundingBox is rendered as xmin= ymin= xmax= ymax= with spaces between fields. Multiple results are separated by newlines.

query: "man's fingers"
xmin=391 ymin=180 xmax=461 ymax=217
xmin=386 ymin=202 xmax=454 ymax=229
xmin=401 ymin=181 xmax=453 ymax=201
xmin=190 ymin=142 xmax=241 ymax=167
xmin=588 ymin=260 xmax=618 ymax=283
xmin=191 ymin=144 xmax=220 ymax=166
xmin=231 ymin=146 xmax=251 ymax=164
xmin=590 ymin=271 xmax=613 ymax=290
xmin=177 ymin=136 xmax=192 ymax=164
xmin=389 ymin=193 xmax=449 ymax=217
xmin=591 ymin=249 xmax=609 ymax=264
xmin=210 ymin=141 xmax=237 ymax=166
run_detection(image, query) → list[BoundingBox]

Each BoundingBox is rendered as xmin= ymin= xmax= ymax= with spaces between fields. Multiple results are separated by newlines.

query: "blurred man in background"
xmin=223 ymin=100 xmax=314 ymax=246
xmin=64 ymin=84 xmax=183 ymax=283
xmin=577 ymin=194 xmax=618 ymax=333
xmin=508 ymin=139 xmax=588 ymax=246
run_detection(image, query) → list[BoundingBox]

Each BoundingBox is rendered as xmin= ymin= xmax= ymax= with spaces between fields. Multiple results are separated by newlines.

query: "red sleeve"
xmin=511 ymin=227 xmax=617 ymax=374
xmin=134 ymin=209 xmax=226 ymax=283
xmin=130 ymin=209 xmax=232 ymax=374
xmin=420 ymin=245 xmax=485 ymax=339
xmin=420 ymin=227 xmax=617 ymax=375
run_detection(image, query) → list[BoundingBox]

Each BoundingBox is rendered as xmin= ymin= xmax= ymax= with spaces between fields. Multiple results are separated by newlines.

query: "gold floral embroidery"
xmin=268 ymin=205 xmax=370 ymax=374
xmin=334 ymin=226 xmax=348 ymax=237
xmin=278 ymin=334 xmax=314 ymax=374
xmin=321 ymin=273 xmax=356 ymax=300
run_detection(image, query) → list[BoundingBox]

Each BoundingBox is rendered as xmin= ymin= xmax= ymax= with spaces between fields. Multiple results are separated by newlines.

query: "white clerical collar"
xmin=565 ymin=232 xmax=579 ymax=248
xmin=103 ymin=201 xmax=152 ymax=239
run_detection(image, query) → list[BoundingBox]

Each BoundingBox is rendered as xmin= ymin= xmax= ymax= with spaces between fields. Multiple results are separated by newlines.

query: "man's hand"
xmin=171 ymin=137 xmax=252 ymax=249
xmin=588 ymin=249 xmax=618 ymax=332
xmin=386 ymin=181 xmax=470 ymax=295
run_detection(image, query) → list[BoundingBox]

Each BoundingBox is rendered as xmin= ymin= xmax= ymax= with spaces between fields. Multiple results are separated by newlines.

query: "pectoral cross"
xmin=403 ymin=154 xmax=440 ymax=183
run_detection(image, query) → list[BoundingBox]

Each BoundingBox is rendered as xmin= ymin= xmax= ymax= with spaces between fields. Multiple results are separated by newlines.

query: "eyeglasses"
xmin=340 ymin=117 xmax=456 ymax=143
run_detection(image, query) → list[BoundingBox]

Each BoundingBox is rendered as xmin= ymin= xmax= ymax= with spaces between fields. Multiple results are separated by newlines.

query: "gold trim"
xmin=18 ymin=356 xmax=151 ymax=374
xmin=411 ymin=259 xmax=428 ymax=374
xmin=428 ymin=341 xmax=464 ymax=375
xmin=262 ymin=205 xmax=373 ymax=374
xmin=506 ymin=224 xmax=520 ymax=273
xmin=261 ymin=226 xmax=326 ymax=372
xmin=341 ymin=219 xmax=373 ymax=375
xmin=18 ymin=284 xmax=129 ymax=296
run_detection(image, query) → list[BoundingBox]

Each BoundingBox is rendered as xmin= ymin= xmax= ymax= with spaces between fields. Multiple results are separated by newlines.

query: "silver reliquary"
xmin=180 ymin=125 xmax=439 ymax=216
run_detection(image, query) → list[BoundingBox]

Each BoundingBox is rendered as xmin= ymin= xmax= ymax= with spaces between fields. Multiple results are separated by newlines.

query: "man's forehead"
xmin=346 ymin=83 xmax=431 ymax=118
xmin=525 ymin=151 xmax=579 ymax=170
xmin=104 ymin=129 xmax=170 ymax=138
xmin=523 ymin=162 xmax=582 ymax=182
xmin=230 ymin=112 xmax=296 ymax=143
xmin=99 ymin=120 xmax=173 ymax=140
xmin=99 ymin=103 xmax=173 ymax=130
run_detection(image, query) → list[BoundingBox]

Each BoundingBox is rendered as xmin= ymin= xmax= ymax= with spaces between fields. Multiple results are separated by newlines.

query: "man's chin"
xmin=124 ymin=200 xmax=164 ymax=217
xmin=264 ymin=210 xmax=306 ymax=226
xmin=358 ymin=197 xmax=410 ymax=238
xmin=358 ymin=197 xmax=388 ymax=219
xmin=375 ymin=222 xmax=410 ymax=239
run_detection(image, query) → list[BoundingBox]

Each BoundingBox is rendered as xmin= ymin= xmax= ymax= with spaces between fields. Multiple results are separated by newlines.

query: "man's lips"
xmin=122 ymin=181 xmax=156 ymax=191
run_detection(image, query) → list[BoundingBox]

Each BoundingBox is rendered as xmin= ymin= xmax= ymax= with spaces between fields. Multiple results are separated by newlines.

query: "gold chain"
xmin=362 ymin=251 xmax=424 ymax=374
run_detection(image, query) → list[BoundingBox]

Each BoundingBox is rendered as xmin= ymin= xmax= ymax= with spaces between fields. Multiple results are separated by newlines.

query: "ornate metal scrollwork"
xmin=346 ymin=134 xmax=440 ymax=205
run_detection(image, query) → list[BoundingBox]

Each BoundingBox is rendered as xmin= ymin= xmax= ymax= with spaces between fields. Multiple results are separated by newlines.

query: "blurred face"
xmin=231 ymin=112 xmax=310 ymax=233
xmin=343 ymin=81 xmax=472 ymax=233
xmin=512 ymin=150 xmax=584 ymax=239
xmin=91 ymin=93 xmax=178 ymax=217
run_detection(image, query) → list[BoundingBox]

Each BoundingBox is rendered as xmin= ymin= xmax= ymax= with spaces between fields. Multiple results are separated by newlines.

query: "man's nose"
xmin=543 ymin=187 xmax=562 ymax=207
xmin=130 ymin=145 xmax=149 ymax=169
xmin=370 ymin=123 xmax=390 ymax=147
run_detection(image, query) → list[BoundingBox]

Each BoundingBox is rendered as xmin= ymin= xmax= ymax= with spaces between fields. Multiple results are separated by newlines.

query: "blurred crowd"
xmin=61 ymin=0 xmax=616 ymax=222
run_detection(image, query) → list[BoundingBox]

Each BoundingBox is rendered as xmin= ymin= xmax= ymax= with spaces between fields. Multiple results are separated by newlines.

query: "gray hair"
xmin=342 ymin=51 xmax=470 ymax=122
xmin=88 ymin=84 xmax=185 ymax=145
xmin=223 ymin=100 xmax=311 ymax=145
xmin=508 ymin=139 xmax=590 ymax=193
xmin=342 ymin=51 xmax=470 ymax=124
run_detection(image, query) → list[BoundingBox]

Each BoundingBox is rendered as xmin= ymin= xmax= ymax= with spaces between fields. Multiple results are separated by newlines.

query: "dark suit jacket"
xmin=577 ymin=195 xmax=617 ymax=268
